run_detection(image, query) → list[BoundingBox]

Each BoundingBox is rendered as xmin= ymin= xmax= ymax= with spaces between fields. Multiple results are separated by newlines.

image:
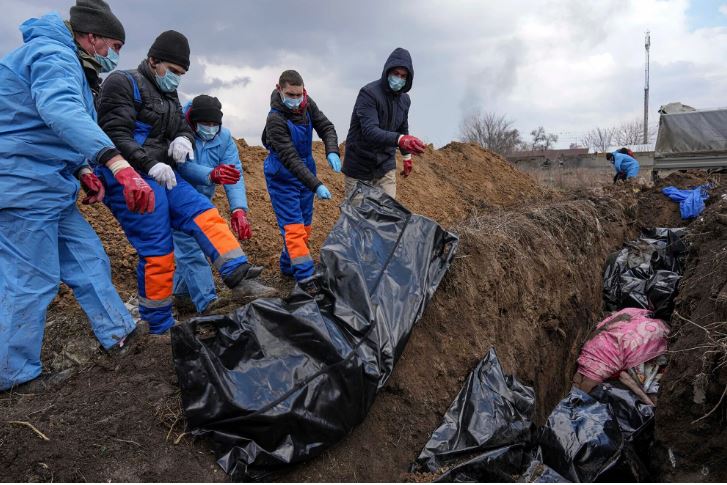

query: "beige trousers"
xmin=344 ymin=169 xmax=397 ymax=199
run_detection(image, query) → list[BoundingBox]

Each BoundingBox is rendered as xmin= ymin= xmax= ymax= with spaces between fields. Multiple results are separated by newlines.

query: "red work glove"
xmin=398 ymin=135 xmax=426 ymax=154
xmin=210 ymin=164 xmax=241 ymax=185
xmin=231 ymin=209 xmax=252 ymax=240
xmin=79 ymin=171 xmax=105 ymax=204
xmin=400 ymin=157 xmax=413 ymax=177
xmin=114 ymin=166 xmax=155 ymax=214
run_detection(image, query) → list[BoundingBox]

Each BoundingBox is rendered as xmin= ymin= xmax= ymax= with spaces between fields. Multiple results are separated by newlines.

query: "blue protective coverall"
xmin=0 ymin=13 xmax=135 ymax=390
xmin=611 ymin=151 xmax=640 ymax=179
xmin=173 ymin=103 xmax=248 ymax=312
xmin=264 ymin=110 xmax=317 ymax=281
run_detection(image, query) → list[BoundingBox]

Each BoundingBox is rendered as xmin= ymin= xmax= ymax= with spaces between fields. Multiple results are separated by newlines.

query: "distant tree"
xmin=569 ymin=143 xmax=582 ymax=149
xmin=613 ymin=119 xmax=657 ymax=145
xmin=529 ymin=126 xmax=558 ymax=151
xmin=579 ymin=127 xmax=615 ymax=152
xmin=459 ymin=111 xmax=523 ymax=155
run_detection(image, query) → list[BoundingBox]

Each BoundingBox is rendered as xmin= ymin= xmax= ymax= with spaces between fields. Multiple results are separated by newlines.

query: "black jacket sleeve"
xmin=307 ymin=97 xmax=339 ymax=155
xmin=97 ymin=72 xmax=157 ymax=173
xmin=264 ymin=111 xmax=322 ymax=192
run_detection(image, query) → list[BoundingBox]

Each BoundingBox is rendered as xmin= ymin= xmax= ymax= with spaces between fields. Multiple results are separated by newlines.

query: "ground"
xmin=1 ymin=142 xmax=725 ymax=482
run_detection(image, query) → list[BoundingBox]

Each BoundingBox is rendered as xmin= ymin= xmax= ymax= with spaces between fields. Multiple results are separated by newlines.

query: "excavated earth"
xmin=1 ymin=139 xmax=725 ymax=482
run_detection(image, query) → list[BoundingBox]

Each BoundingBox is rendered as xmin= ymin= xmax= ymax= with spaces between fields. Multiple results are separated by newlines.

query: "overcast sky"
xmin=2 ymin=0 xmax=726 ymax=148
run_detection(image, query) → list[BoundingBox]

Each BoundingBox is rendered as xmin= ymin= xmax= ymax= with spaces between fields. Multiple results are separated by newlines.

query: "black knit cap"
xmin=190 ymin=95 xmax=223 ymax=124
xmin=148 ymin=30 xmax=190 ymax=71
xmin=69 ymin=0 xmax=125 ymax=42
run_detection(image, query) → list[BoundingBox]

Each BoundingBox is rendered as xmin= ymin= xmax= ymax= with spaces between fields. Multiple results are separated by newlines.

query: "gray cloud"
xmin=2 ymin=1 xmax=726 ymax=148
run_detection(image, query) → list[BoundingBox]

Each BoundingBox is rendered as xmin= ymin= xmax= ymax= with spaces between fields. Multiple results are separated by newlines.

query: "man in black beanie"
xmin=95 ymin=32 xmax=277 ymax=334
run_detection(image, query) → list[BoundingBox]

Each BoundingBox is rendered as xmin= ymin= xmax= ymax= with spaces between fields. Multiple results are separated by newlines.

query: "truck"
xmin=652 ymin=103 xmax=727 ymax=181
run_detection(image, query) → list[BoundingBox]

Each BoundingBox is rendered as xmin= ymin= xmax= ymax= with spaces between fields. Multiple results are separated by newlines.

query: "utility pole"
xmin=643 ymin=30 xmax=650 ymax=144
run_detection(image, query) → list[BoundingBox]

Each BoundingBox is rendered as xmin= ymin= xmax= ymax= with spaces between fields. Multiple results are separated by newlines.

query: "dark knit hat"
xmin=70 ymin=0 xmax=125 ymax=42
xmin=190 ymin=95 xmax=223 ymax=124
xmin=148 ymin=30 xmax=190 ymax=71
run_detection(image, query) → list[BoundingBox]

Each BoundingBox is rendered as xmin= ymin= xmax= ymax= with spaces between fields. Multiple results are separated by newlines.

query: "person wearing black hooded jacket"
xmin=342 ymin=47 xmax=426 ymax=199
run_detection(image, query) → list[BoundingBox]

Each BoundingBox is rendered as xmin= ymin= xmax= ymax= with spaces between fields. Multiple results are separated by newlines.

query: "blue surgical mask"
xmin=155 ymin=66 xmax=181 ymax=93
xmin=93 ymin=40 xmax=119 ymax=73
xmin=388 ymin=74 xmax=406 ymax=92
xmin=196 ymin=124 xmax=219 ymax=141
xmin=280 ymin=92 xmax=302 ymax=110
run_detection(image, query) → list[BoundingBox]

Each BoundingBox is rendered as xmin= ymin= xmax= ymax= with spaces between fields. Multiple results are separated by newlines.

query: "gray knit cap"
xmin=69 ymin=0 xmax=125 ymax=42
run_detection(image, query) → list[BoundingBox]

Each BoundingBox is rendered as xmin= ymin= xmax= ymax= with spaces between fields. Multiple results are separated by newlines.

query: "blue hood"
xmin=20 ymin=12 xmax=75 ymax=50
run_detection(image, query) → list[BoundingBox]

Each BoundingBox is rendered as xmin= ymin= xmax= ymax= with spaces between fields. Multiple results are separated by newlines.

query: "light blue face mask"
xmin=388 ymin=74 xmax=406 ymax=92
xmin=196 ymin=124 xmax=220 ymax=141
xmin=93 ymin=40 xmax=119 ymax=73
xmin=280 ymin=92 xmax=302 ymax=110
xmin=155 ymin=66 xmax=181 ymax=93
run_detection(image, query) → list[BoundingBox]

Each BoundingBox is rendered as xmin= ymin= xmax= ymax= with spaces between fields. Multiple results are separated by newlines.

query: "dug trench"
xmin=0 ymin=142 xmax=723 ymax=481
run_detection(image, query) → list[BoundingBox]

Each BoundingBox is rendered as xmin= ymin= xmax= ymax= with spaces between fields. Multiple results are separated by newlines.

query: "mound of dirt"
xmin=653 ymin=196 xmax=727 ymax=482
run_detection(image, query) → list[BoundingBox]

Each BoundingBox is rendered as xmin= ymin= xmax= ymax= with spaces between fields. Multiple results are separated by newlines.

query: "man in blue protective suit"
xmin=262 ymin=69 xmax=341 ymax=296
xmin=96 ymin=31 xmax=277 ymax=334
xmin=174 ymin=95 xmax=253 ymax=313
xmin=607 ymin=150 xmax=640 ymax=183
xmin=0 ymin=0 xmax=157 ymax=392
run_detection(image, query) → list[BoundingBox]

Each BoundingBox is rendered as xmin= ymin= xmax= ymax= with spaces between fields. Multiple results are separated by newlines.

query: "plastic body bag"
xmin=412 ymin=348 xmax=536 ymax=473
xmin=602 ymin=228 xmax=686 ymax=317
xmin=171 ymin=182 xmax=458 ymax=480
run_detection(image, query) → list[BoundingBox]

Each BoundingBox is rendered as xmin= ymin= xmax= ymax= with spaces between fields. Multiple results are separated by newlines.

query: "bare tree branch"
xmin=460 ymin=111 xmax=523 ymax=155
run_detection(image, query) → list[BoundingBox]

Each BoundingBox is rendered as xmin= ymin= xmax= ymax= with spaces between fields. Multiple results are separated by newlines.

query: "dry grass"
xmin=455 ymin=199 xmax=622 ymax=305
xmin=522 ymin=166 xmax=615 ymax=190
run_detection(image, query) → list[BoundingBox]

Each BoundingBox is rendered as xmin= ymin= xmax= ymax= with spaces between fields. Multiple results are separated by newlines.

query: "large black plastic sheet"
xmin=411 ymin=348 xmax=536 ymax=474
xmin=170 ymin=182 xmax=458 ymax=480
xmin=603 ymin=228 xmax=686 ymax=317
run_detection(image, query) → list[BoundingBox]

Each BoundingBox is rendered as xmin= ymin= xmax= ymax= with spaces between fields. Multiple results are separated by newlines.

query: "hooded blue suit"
xmin=0 ymin=13 xmax=135 ymax=390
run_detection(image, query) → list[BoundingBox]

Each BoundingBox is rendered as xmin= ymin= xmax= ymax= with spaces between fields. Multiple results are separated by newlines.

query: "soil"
xmin=652 ymin=194 xmax=727 ymax=482
xmin=2 ymin=142 xmax=726 ymax=482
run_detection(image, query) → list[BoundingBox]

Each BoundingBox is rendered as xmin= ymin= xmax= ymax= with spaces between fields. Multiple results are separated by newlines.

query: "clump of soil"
xmin=653 ymin=196 xmax=727 ymax=481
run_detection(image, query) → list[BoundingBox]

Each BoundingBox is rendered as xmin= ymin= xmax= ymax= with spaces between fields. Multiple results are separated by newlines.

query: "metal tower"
xmin=643 ymin=31 xmax=650 ymax=144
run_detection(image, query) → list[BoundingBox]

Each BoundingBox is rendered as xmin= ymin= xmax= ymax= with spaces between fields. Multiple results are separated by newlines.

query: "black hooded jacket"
xmin=261 ymin=89 xmax=339 ymax=192
xmin=97 ymin=60 xmax=195 ymax=173
xmin=342 ymin=48 xmax=413 ymax=180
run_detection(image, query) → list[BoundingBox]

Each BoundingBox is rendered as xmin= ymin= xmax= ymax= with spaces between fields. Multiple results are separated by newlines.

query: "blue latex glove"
xmin=315 ymin=184 xmax=331 ymax=200
xmin=326 ymin=153 xmax=342 ymax=172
